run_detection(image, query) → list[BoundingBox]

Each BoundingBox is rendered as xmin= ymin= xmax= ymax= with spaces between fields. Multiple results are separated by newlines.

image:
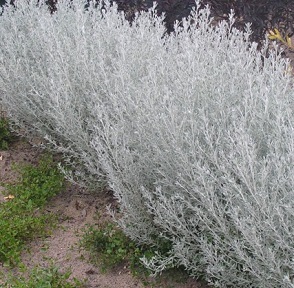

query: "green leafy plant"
xmin=0 ymin=155 xmax=64 ymax=266
xmin=80 ymin=221 xmax=174 ymax=276
xmin=2 ymin=265 xmax=86 ymax=288
xmin=80 ymin=221 xmax=192 ymax=286
xmin=0 ymin=116 xmax=13 ymax=150
xmin=81 ymin=223 xmax=140 ymax=272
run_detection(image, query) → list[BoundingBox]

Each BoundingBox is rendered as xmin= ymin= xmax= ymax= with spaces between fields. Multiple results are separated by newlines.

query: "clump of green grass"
xmin=2 ymin=265 xmax=86 ymax=288
xmin=0 ymin=155 xmax=65 ymax=266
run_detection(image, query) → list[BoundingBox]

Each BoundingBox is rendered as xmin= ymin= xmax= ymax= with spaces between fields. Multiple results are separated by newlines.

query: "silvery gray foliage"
xmin=0 ymin=0 xmax=113 ymax=186
xmin=91 ymin=5 xmax=294 ymax=288
xmin=0 ymin=1 xmax=294 ymax=287
xmin=0 ymin=0 xmax=166 ymax=187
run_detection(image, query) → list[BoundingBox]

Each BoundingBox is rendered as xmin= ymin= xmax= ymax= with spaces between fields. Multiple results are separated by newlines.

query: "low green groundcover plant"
xmin=81 ymin=222 xmax=160 ymax=274
xmin=80 ymin=221 xmax=191 ymax=286
xmin=0 ymin=155 xmax=64 ymax=266
xmin=0 ymin=117 xmax=13 ymax=150
xmin=2 ymin=265 xmax=85 ymax=288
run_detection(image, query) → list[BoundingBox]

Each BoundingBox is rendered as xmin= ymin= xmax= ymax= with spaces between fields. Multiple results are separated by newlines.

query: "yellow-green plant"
xmin=268 ymin=28 xmax=294 ymax=50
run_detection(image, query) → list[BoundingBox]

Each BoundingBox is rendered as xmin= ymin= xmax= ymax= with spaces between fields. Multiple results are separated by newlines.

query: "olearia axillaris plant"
xmin=1 ymin=1 xmax=294 ymax=287
xmin=268 ymin=28 xmax=294 ymax=50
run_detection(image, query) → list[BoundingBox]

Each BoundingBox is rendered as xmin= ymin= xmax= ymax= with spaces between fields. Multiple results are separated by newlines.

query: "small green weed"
xmin=0 ymin=117 xmax=13 ymax=150
xmin=2 ymin=265 xmax=86 ymax=288
xmin=81 ymin=223 xmax=140 ymax=272
xmin=81 ymin=222 xmax=159 ymax=275
xmin=80 ymin=221 xmax=177 ymax=284
xmin=0 ymin=155 xmax=64 ymax=266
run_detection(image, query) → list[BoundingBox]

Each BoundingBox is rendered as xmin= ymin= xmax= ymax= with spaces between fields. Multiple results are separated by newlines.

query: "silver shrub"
xmin=0 ymin=0 xmax=113 ymax=186
xmin=0 ymin=0 xmax=166 ymax=186
xmin=91 ymin=5 xmax=294 ymax=288
xmin=1 ymin=1 xmax=294 ymax=286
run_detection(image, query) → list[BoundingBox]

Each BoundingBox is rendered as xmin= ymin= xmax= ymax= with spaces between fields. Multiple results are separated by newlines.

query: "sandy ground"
xmin=0 ymin=139 xmax=207 ymax=288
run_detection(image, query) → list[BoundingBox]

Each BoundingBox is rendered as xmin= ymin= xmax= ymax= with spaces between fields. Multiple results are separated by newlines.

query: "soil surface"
xmin=0 ymin=139 xmax=207 ymax=288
